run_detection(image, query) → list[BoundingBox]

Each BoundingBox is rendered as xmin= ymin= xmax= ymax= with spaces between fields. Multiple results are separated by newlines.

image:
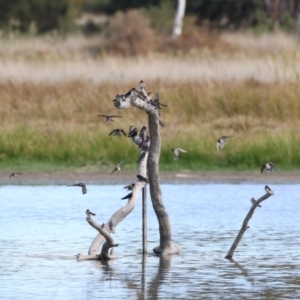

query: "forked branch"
xmin=225 ymin=185 xmax=274 ymax=259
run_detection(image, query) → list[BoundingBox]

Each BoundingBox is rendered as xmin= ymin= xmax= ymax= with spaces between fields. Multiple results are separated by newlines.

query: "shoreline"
xmin=1 ymin=170 xmax=300 ymax=185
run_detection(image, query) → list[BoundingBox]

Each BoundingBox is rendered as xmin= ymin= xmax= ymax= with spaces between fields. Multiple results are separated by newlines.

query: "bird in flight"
xmin=251 ymin=198 xmax=262 ymax=207
xmin=216 ymin=135 xmax=234 ymax=152
xmin=109 ymin=128 xmax=126 ymax=136
xmin=98 ymin=115 xmax=122 ymax=123
xmin=110 ymin=161 xmax=122 ymax=175
xmin=9 ymin=172 xmax=22 ymax=178
xmin=67 ymin=183 xmax=87 ymax=195
xmin=86 ymin=209 xmax=96 ymax=216
xmin=171 ymin=148 xmax=188 ymax=160
xmin=123 ymin=183 xmax=135 ymax=191
xmin=261 ymin=162 xmax=276 ymax=174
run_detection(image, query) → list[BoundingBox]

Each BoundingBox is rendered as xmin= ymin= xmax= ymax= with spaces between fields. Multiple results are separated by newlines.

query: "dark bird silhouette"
xmin=67 ymin=183 xmax=87 ymax=194
xmin=123 ymin=183 xmax=135 ymax=190
xmin=109 ymin=128 xmax=126 ymax=136
xmin=86 ymin=209 xmax=96 ymax=216
xmin=261 ymin=162 xmax=276 ymax=174
xmin=265 ymin=185 xmax=273 ymax=194
xmin=251 ymin=198 xmax=262 ymax=207
xmin=121 ymin=192 xmax=133 ymax=200
xmin=9 ymin=172 xmax=22 ymax=178
xmin=110 ymin=161 xmax=122 ymax=175
xmin=98 ymin=115 xmax=122 ymax=123
xmin=137 ymin=174 xmax=149 ymax=183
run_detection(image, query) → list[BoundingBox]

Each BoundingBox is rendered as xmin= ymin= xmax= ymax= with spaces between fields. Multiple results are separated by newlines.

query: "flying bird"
xmin=121 ymin=192 xmax=133 ymax=200
xmin=97 ymin=115 xmax=122 ymax=123
xmin=109 ymin=128 xmax=126 ymax=136
xmin=86 ymin=209 xmax=96 ymax=216
xmin=9 ymin=172 xmax=22 ymax=178
xmin=216 ymin=135 xmax=234 ymax=152
xmin=171 ymin=148 xmax=188 ymax=160
xmin=68 ymin=183 xmax=87 ymax=195
xmin=137 ymin=174 xmax=149 ymax=183
xmin=110 ymin=161 xmax=122 ymax=175
xmin=251 ymin=198 xmax=262 ymax=207
xmin=123 ymin=183 xmax=135 ymax=191
xmin=261 ymin=162 xmax=276 ymax=174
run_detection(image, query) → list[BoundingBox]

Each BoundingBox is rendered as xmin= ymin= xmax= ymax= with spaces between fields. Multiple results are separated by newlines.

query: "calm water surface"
xmin=0 ymin=184 xmax=300 ymax=299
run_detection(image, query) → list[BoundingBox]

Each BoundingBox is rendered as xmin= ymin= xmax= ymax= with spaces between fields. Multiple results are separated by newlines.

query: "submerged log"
xmin=225 ymin=185 xmax=274 ymax=259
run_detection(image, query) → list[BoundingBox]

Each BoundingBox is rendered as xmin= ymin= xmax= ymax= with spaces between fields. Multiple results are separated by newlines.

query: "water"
xmin=0 ymin=184 xmax=300 ymax=299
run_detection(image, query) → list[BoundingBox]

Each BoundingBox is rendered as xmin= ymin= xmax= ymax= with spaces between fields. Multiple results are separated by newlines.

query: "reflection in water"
xmin=1 ymin=184 xmax=300 ymax=299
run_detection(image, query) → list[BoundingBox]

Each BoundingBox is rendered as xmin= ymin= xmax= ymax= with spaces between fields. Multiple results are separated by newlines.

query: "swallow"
xmin=265 ymin=185 xmax=273 ymax=194
xmin=110 ymin=161 xmax=122 ymax=175
xmin=150 ymin=91 xmax=167 ymax=109
xmin=121 ymin=192 xmax=133 ymax=200
xmin=9 ymin=172 xmax=22 ymax=178
xmin=136 ymin=152 xmax=147 ymax=163
xmin=139 ymin=80 xmax=150 ymax=101
xmin=216 ymin=135 xmax=234 ymax=152
xmin=67 ymin=183 xmax=87 ymax=194
xmin=137 ymin=174 xmax=149 ymax=183
xmin=86 ymin=209 xmax=96 ymax=216
xmin=97 ymin=115 xmax=122 ymax=123
xmin=128 ymin=126 xmax=143 ymax=145
xmin=109 ymin=128 xmax=126 ymax=136
xmin=139 ymin=136 xmax=151 ymax=152
xmin=171 ymin=148 xmax=188 ymax=160
xmin=261 ymin=162 xmax=276 ymax=174
xmin=123 ymin=183 xmax=135 ymax=190
xmin=251 ymin=198 xmax=262 ymax=207
xmin=109 ymin=221 xmax=115 ymax=233
xmin=139 ymin=126 xmax=147 ymax=143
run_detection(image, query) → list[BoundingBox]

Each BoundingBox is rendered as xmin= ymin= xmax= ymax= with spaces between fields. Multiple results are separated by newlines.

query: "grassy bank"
xmin=1 ymin=78 xmax=300 ymax=172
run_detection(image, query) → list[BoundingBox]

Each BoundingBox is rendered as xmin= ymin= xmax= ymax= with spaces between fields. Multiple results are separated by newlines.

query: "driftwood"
xmin=225 ymin=185 xmax=274 ymax=259
xmin=77 ymin=150 xmax=148 ymax=261
xmin=114 ymin=82 xmax=181 ymax=255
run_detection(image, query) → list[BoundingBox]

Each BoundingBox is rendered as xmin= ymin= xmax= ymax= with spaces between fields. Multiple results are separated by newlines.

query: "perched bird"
xmin=86 ymin=209 xmax=96 ymax=216
xmin=110 ymin=162 xmax=122 ymax=175
xmin=261 ymin=162 xmax=276 ymax=174
xmin=139 ymin=80 xmax=151 ymax=101
xmin=128 ymin=126 xmax=145 ymax=146
xmin=265 ymin=185 xmax=273 ymax=194
xmin=171 ymin=148 xmax=188 ymax=160
xmin=68 ymin=183 xmax=87 ymax=195
xmin=109 ymin=221 xmax=115 ymax=234
xmin=150 ymin=91 xmax=167 ymax=109
xmin=137 ymin=174 xmax=149 ymax=183
xmin=139 ymin=126 xmax=147 ymax=143
xmin=9 ymin=172 xmax=22 ymax=178
xmin=216 ymin=135 xmax=234 ymax=152
xmin=109 ymin=128 xmax=126 ymax=136
xmin=98 ymin=115 xmax=122 ymax=123
xmin=121 ymin=192 xmax=133 ymax=200
xmin=136 ymin=152 xmax=147 ymax=164
xmin=139 ymin=136 xmax=151 ymax=152
xmin=251 ymin=198 xmax=262 ymax=208
xmin=123 ymin=183 xmax=135 ymax=191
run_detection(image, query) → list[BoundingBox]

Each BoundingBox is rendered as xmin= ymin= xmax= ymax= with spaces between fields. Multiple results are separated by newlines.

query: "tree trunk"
xmin=225 ymin=186 xmax=274 ymax=259
xmin=114 ymin=83 xmax=181 ymax=255
xmin=172 ymin=0 xmax=186 ymax=39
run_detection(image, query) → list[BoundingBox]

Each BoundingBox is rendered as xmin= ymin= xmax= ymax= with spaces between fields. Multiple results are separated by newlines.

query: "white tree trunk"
xmin=172 ymin=0 xmax=186 ymax=39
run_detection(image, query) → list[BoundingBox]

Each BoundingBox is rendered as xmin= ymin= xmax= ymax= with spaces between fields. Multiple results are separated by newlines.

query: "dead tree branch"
xmin=225 ymin=186 xmax=274 ymax=259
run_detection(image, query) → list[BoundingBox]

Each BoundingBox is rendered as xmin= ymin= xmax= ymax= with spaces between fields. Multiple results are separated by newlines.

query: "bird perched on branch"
xmin=216 ymin=135 xmax=234 ymax=152
xmin=171 ymin=148 xmax=188 ymax=160
xmin=68 ymin=183 xmax=87 ymax=194
xmin=251 ymin=198 xmax=262 ymax=207
xmin=137 ymin=174 xmax=149 ymax=183
xmin=109 ymin=128 xmax=126 ymax=136
xmin=265 ymin=185 xmax=273 ymax=194
xmin=261 ymin=162 xmax=276 ymax=174
xmin=9 ymin=172 xmax=22 ymax=178
xmin=110 ymin=162 xmax=122 ymax=175
xmin=121 ymin=192 xmax=133 ymax=200
xmin=98 ymin=115 xmax=122 ymax=123
xmin=86 ymin=209 xmax=96 ymax=216
xmin=109 ymin=221 xmax=115 ymax=234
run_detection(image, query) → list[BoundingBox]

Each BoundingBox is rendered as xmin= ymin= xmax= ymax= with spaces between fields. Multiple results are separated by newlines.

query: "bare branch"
xmin=225 ymin=186 xmax=274 ymax=259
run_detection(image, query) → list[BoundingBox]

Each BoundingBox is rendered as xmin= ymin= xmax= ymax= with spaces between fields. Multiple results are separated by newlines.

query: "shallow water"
xmin=0 ymin=184 xmax=300 ymax=299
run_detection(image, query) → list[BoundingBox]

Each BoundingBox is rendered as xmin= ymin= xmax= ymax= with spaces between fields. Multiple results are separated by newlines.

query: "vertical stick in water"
xmin=142 ymin=186 xmax=147 ymax=253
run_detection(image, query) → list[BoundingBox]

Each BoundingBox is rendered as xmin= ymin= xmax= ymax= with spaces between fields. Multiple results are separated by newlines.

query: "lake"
xmin=0 ymin=183 xmax=300 ymax=299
